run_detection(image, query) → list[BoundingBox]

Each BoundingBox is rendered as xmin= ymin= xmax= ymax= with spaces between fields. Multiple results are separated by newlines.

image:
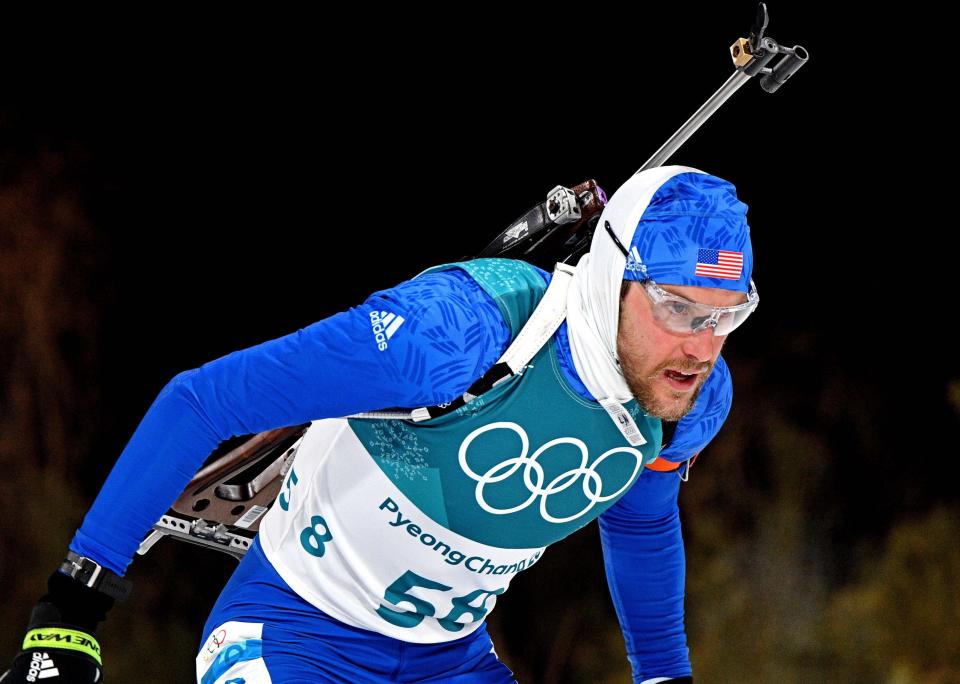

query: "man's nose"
xmin=680 ymin=326 xmax=717 ymax=362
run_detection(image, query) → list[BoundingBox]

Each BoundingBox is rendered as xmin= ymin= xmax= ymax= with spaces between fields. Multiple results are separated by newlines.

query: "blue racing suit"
xmin=69 ymin=259 xmax=731 ymax=682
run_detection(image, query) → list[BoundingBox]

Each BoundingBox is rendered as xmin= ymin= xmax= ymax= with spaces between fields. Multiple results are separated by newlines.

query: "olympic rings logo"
xmin=206 ymin=629 xmax=227 ymax=653
xmin=458 ymin=422 xmax=643 ymax=524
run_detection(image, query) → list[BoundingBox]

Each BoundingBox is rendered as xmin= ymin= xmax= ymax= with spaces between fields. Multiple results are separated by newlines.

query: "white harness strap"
xmin=497 ymin=262 xmax=576 ymax=375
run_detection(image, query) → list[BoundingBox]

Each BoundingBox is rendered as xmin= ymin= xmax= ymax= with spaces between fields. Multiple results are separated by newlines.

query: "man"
xmin=3 ymin=165 xmax=757 ymax=683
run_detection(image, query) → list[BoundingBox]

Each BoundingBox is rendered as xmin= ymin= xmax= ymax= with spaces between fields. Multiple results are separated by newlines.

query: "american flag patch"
xmin=695 ymin=248 xmax=743 ymax=280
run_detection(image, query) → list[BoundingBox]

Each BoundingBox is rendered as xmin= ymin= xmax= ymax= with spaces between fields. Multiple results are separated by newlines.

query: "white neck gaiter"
xmin=565 ymin=165 xmax=705 ymax=407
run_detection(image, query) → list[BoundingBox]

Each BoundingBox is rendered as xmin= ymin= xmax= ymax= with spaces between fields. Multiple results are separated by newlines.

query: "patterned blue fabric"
xmin=624 ymin=172 xmax=753 ymax=292
xmin=69 ymin=260 xmax=733 ymax=681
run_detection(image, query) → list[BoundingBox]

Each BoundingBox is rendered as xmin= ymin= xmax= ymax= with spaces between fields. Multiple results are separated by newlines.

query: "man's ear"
xmin=617 ymin=281 xmax=633 ymax=333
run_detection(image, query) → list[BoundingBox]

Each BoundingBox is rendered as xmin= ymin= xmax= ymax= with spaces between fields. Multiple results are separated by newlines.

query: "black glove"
xmin=2 ymin=570 xmax=115 ymax=683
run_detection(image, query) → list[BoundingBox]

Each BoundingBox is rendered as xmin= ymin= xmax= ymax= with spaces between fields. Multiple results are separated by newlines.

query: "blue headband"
xmin=623 ymin=172 xmax=753 ymax=292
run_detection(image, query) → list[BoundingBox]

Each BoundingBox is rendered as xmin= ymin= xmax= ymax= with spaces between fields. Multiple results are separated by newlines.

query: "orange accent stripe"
xmin=645 ymin=452 xmax=701 ymax=472
xmin=645 ymin=456 xmax=682 ymax=472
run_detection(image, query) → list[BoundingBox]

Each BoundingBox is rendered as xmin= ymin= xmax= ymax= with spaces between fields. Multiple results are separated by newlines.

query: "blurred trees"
xmin=825 ymin=506 xmax=960 ymax=683
xmin=0 ymin=144 xmax=227 ymax=683
xmin=1 ymin=146 xmax=105 ymax=643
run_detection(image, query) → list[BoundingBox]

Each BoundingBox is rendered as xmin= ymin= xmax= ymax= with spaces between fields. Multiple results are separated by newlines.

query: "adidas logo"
xmin=26 ymin=652 xmax=59 ymax=681
xmin=370 ymin=310 xmax=405 ymax=351
xmin=624 ymin=245 xmax=648 ymax=278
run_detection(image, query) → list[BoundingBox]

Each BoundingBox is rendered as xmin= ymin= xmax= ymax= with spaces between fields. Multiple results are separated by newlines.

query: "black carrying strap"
xmin=419 ymin=361 xmax=515 ymax=420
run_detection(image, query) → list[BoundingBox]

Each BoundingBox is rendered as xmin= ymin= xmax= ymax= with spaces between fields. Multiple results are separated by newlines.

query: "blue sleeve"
xmin=70 ymin=268 xmax=510 ymax=575
xmin=599 ymin=472 xmax=690 ymax=682
xmin=598 ymin=357 xmax=734 ymax=682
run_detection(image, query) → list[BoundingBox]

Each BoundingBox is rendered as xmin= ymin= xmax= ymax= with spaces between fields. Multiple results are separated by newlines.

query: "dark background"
xmin=2 ymin=5 xmax=957 ymax=682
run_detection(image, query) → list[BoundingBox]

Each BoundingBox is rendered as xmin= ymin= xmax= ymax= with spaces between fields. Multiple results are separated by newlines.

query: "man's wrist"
xmin=39 ymin=566 xmax=119 ymax=633
xmin=58 ymin=551 xmax=132 ymax=602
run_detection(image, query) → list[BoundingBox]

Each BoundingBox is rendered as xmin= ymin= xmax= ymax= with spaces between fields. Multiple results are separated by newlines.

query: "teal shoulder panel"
xmin=416 ymin=259 xmax=547 ymax=338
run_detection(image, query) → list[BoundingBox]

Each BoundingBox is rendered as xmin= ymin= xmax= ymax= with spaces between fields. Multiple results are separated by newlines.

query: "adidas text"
xmin=370 ymin=310 xmax=405 ymax=352
xmin=26 ymin=652 xmax=60 ymax=681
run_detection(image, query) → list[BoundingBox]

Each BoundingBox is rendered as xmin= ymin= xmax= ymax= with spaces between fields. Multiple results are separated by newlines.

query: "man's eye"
xmin=667 ymin=302 xmax=690 ymax=316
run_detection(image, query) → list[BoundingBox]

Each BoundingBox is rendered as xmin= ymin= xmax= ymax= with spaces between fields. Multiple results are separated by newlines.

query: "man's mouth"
xmin=662 ymin=368 xmax=701 ymax=391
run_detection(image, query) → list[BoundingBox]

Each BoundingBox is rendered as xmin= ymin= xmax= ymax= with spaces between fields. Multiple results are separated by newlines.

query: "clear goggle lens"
xmin=644 ymin=280 xmax=758 ymax=336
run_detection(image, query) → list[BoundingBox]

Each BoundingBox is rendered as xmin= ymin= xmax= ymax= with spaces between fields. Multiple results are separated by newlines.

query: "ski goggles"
xmin=604 ymin=220 xmax=759 ymax=336
xmin=639 ymin=277 xmax=758 ymax=336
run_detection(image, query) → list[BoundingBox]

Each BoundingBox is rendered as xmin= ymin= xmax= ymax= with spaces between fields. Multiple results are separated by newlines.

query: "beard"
xmin=618 ymin=350 xmax=712 ymax=422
